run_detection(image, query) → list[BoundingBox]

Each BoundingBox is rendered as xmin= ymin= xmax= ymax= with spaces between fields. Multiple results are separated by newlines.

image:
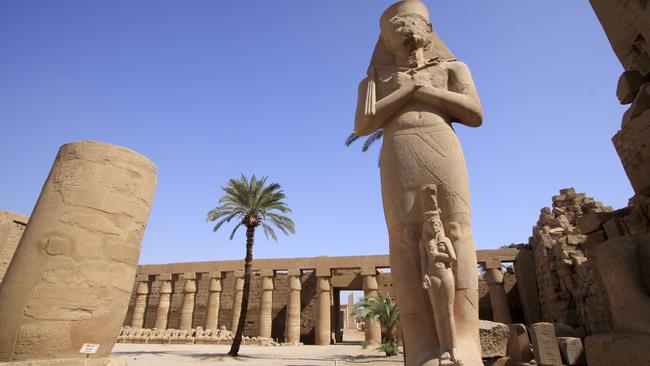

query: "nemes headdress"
xmin=363 ymin=0 xmax=455 ymax=116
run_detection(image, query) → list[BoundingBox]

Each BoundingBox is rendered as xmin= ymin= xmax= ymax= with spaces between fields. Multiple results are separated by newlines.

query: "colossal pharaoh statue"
xmin=353 ymin=1 xmax=483 ymax=365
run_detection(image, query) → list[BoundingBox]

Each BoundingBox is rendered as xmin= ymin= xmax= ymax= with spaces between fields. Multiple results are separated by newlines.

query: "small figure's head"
xmin=380 ymin=0 xmax=432 ymax=56
xmin=424 ymin=210 xmax=443 ymax=235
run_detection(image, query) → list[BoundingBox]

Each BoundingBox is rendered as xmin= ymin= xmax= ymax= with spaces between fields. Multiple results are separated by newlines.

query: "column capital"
xmin=234 ymin=270 xmax=245 ymax=278
xmin=158 ymin=273 xmax=172 ymax=281
xmin=260 ymin=269 xmax=274 ymax=277
xmin=287 ymin=268 xmax=301 ymax=276
xmin=183 ymin=272 xmax=196 ymax=280
xmin=136 ymin=281 xmax=149 ymax=295
xmin=316 ymin=276 xmax=331 ymax=292
xmin=360 ymin=267 xmax=377 ymax=276
xmin=362 ymin=274 xmax=379 ymax=291
xmin=209 ymin=271 xmax=222 ymax=279
xmin=209 ymin=276 xmax=222 ymax=292
xmin=135 ymin=274 xmax=149 ymax=283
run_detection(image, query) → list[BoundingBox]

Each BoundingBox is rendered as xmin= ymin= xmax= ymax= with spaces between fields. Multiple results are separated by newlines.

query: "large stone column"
xmin=315 ymin=272 xmax=332 ymax=345
xmin=131 ymin=275 xmax=150 ymax=328
xmin=0 ymin=140 xmax=157 ymax=363
xmin=179 ymin=272 xmax=197 ymax=330
xmin=362 ymin=273 xmax=382 ymax=345
xmin=258 ymin=270 xmax=274 ymax=338
xmin=485 ymin=260 xmax=512 ymax=324
xmin=284 ymin=269 xmax=302 ymax=344
xmin=231 ymin=270 xmax=245 ymax=332
xmin=155 ymin=274 xmax=173 ymax=330
xmin=205 ymin=271 xmax=222 ymax=329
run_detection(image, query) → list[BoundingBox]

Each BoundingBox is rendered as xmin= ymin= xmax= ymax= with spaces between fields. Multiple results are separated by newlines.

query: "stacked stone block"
xmin=530 ymin=188 xmax=613 ymax=334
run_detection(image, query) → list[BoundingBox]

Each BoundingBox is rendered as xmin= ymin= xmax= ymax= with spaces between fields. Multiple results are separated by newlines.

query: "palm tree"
xmin=206 ymin=175 xmax=295 ymax=356
xmin=352 ymin=292 xmax=401 ymax=356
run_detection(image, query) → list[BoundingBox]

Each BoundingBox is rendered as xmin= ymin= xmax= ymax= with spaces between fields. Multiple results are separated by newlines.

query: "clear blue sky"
xmin=0 ymin=1 xmax=631 ymax=264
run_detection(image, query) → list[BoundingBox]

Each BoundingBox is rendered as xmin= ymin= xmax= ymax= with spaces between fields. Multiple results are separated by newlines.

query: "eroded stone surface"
xmin=353 ymin=0 xmax=483 ymax=364
xmin=0 ymin=141 xmax=157 ymax=362
xmin=479 ymin=320 xmax=509 ymax=358
xmin=529 ymin=323 xmax=562 ymax=366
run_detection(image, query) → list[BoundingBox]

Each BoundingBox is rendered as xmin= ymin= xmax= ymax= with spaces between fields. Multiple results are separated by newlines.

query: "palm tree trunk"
xmin=228 ymin=225 xmax=255 ymax=356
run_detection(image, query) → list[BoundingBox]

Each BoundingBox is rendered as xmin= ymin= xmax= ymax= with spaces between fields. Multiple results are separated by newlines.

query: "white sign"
xmin=79 ymin=343 xmax=100 ymax=354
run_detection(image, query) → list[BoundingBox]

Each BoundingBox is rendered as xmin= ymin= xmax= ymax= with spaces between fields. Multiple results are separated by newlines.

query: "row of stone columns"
xmin=129 ymin=270 xmax=386 ymax=345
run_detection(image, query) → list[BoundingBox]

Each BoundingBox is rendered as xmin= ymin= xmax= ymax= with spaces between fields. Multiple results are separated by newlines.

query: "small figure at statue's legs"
xmin=420 ymin=185 xmax=462 ymax=365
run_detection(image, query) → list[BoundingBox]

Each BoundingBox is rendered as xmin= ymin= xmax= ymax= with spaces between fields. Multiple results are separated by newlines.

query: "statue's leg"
xmin=389 ymin=224 xmax=439 ymax=366
xmin=438 ymin=190 xmax=482 ymax=366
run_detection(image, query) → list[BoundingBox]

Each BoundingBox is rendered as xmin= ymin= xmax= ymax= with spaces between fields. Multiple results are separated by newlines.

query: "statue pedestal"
xmin=585 ymin=333 xmax=650 ymax=366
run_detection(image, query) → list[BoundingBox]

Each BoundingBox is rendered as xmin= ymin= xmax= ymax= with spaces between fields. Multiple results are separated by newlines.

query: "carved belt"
xmin=392 ymin=125 xmax=449 ymax=136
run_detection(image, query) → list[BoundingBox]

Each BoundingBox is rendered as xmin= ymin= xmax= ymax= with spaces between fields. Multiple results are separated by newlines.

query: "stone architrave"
xmin=155 ymin=274 xmax=173 ymax=330
xmin=231 ymin=271 xmax=245 ymax=332
xmin=315 ymin=274 xmax=331 ymax=346
xmin=484 ymin=260 xmax=512 ymax=324
xmin=179 ymin=272 xmax=197 ymax=330
xmin=258 ymin=270 xmax=274 ymax=338
xmin=352 ymin=1 xmax=484 ymax=364
xmin=362 ymin=273 xmax=382 ymax=345
xmin=205 ymin=271 xmax=222 ymax=329
xmin=131 ymin=275 xmax=150 ymax=328
xmin=0 ymin=141 xmax=157 ymax=363
xmin=529 ymin=323 xmax=562 ymax=366
xmin=284 ymin=269 xmax=302 ymax=344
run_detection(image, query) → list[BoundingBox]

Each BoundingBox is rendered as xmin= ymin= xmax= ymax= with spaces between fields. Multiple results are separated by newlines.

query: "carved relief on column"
xmin=231 ymin=270 xmax=245 ymax=332
xmin=362 ymin=271 xmax=382 ymax=345
xmin=485 ymin=260 xmax=512 ymax=324
xmin=155 ymin=274 xmax=173 ymax=330
xmin=179 ymin=272 xmax=197 ymax=330
xmin=284 ymin=269 xmax=302 ymax=344
xmin=258 ymin=270 xmax=274 ymax=338
xmin=315 ymin=269 xmax=332 ymax=346
xmin=0 ymin=141 xmax=157 ymax=362
xmin=131 ymin=274 xmax=150 ymax=328
xmin=205 ymin=271 xmax=222 ymax=329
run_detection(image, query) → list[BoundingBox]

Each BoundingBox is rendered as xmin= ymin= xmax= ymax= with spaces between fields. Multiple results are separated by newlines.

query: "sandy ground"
xmin=110 ymin=343 xmax=404 ymax=366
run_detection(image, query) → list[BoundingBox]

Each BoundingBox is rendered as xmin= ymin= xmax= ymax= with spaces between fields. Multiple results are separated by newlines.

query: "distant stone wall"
xmin=529 ymin=188 xmax=613 ymax=334
xmin=123 ymin=250 xmax=525 ymax=344
xmin=0 ymin=210 xmax=28 ymax=284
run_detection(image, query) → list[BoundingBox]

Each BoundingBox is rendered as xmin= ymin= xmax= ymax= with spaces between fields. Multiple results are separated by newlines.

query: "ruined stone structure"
xmin=584 ymin=2 xmax=650 ymax=365
xmin=122 ymin=249 xmax=526 ymax=347
xmin=0 ymin=141 xmax=157 ymax=365
xmin=529 ymin=188 xmax=614 ymax=335
xmin=0 ymin=210 xmax=28 ymax=285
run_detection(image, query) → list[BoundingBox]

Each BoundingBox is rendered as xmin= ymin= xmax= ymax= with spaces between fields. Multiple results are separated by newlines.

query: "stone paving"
xmin=111 ymin=343 xmax=404 ymax=366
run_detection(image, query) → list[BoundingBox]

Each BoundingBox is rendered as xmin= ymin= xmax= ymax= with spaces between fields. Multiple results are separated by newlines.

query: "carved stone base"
xmin=0 ymin=358 xmax=126 ymax=366
xmin=585 ymin=333 xmax=650 ymax=366
xmin=613 ymin=109 xmax=650 ymax=197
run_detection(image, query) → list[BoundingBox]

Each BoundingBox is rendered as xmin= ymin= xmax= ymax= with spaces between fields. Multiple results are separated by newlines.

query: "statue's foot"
xmin=453 ymin=360 xmax=463 ymax=366
xmin=440 ymin=351 xmax=451 ymax=360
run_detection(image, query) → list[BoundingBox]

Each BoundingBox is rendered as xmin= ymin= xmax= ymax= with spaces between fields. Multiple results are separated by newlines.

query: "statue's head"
xmin=370 ymin=0 xmax=455 ymax=68
xmin=380 ymin=0 xmax=432 ymax=55
xmin=425 ymin=210 xmax=443 ymax=235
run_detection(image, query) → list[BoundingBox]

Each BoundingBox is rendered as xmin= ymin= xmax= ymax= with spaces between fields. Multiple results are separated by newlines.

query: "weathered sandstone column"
xmin=258 ymin=270 xmax=274 ymax=338
xmin=485 ymin=260 xmax=512 ymax=324
xmin=131 ymin=275 xmax=150 ymax=328
xmin=0 ymin=140 xmax=157 ymax=363
xmin=231 ymin=271 xmax=245 ymax=332
xmin=284 ymin=269 xmax=302 ymax=344
xmin=205 ymin=271 xmax=222 ymax=329
xmin=315 ymin=273 xmax=332 ymax=345
xmin=155 ymin=274 xmax=173 ymax=329
xmin=362 ymin=273 xmax=382 ymax=345
xmin=179 ymin=272 xmax=197 ymax=330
